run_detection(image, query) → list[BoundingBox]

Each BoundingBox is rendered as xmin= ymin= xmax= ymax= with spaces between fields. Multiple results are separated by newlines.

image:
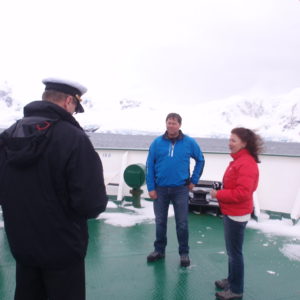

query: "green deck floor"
xmin=1 ymin=203 xmax=300 ymax=299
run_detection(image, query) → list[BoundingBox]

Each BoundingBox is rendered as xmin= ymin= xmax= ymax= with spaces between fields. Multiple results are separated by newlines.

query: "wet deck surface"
xmin=1 ymin=203 xmax=300 ymax=300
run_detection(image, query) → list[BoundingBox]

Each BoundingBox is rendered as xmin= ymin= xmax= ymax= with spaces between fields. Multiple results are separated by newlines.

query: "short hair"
xmin=166 ymin=113 xmax=182 ymax=125
xmin=42 ymin=90 xmax=69 ymax=104
xmin=231 ymin=127 xmax=264 ymax=163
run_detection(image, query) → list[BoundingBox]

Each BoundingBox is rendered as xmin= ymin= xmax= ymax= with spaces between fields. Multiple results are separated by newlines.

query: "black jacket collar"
xmin=23 ymin=100 xmax=82 ymax=130
xmin=163 ymin=130 xmax=184 ymax=144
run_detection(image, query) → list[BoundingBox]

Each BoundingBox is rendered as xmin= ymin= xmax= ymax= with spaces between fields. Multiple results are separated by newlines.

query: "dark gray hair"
xmin=166 ymin=113 xmax=182 ymax=124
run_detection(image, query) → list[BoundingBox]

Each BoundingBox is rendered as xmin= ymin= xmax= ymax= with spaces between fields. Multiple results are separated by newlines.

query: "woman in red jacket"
xmin=210 ymin=127 xmax=263 ymax=300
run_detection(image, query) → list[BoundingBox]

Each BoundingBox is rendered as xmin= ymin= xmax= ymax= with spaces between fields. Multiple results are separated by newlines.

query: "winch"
xmin=189 ymin=180 xmax=222 ymax=215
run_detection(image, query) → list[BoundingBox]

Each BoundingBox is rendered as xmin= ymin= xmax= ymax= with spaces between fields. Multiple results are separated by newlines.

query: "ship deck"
xmin=0 ymin=199 xmax=300 ymax=300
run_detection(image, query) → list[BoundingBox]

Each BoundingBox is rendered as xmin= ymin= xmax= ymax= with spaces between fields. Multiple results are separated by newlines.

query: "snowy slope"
xmin=76 ymin=90 xmax=300 ymax=142
xmin=1 ymin=83 xmax=299 ymax=142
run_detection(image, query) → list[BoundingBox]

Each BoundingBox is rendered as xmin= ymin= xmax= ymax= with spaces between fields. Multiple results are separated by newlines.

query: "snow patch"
xmin=247 ymin=217 xmax=300 ymax=238
xmin=280 ymin=244 xmax=300 ymax=262
xmin=97 ymin=199 xmax=174 ymax=227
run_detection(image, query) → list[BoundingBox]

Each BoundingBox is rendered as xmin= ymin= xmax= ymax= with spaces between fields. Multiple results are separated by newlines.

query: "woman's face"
xmin=229 ymin=133 xmax=247 ymax=154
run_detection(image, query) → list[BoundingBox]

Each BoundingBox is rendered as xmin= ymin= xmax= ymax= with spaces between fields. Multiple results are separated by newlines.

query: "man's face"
xmin=166 ymin=117 xmax=181 ymax=137
xmin=64 ymin=96 xmax=78 ymax=115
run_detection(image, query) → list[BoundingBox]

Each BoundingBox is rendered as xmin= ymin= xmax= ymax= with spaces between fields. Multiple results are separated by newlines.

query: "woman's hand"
xmin=210 ymin=189 xmax=218 ymax=199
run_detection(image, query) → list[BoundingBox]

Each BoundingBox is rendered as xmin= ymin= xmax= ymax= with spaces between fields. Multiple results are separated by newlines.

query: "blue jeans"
xmin=153 ymin=185 xmax=189 ymax=255
xmin=223 ymin=215 xmax=247 ymax=294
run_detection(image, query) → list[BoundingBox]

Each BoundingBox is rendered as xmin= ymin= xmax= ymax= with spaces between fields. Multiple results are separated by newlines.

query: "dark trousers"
xmin=14 ymin=260 xmax=85 ymax=300
xmin=154 ymin=185 xmax=190 ymax=255
xmin=223 ymin=215 xmax=247 ymax=294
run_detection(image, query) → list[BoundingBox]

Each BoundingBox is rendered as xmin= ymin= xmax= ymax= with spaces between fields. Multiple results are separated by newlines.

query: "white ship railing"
xmin=95 ymin=148 xmax=300 ymax=222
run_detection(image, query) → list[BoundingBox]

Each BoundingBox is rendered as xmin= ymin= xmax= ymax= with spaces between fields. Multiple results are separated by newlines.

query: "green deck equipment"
xmin=123 ymin=163 xmax=146 ymax=207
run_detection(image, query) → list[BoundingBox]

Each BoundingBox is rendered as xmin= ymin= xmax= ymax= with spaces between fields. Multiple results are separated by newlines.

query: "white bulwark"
xmin=89 ymin=133 xmax=300 ymax=223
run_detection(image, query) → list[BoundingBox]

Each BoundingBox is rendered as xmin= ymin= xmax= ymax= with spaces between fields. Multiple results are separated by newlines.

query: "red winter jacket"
xmin=216 ymin=148 xmax=259 ymax=216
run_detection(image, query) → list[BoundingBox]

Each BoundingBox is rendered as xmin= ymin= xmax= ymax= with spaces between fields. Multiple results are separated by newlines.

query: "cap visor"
xmin=77 ymin=103 xmax=84 ymax=113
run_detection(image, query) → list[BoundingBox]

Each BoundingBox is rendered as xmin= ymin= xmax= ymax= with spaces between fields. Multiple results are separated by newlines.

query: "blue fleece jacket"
xmin=146 ymin=132 xmax=205 ymax=191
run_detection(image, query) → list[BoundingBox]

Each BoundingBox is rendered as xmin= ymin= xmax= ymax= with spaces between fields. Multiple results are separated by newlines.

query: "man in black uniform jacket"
xmin=0 ymin=78 xmax=108 ymax=300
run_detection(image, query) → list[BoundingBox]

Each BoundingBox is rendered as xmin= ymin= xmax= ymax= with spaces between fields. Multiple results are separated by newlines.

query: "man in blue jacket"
xmin=146 ymin=113 xmax=205 ymax=267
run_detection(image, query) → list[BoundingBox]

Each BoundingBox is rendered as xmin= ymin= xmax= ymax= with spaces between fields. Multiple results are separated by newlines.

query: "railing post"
xmin=117 ymin=151 xmax=128 ymax=201
xmin=253 ymin=191 xmax=260 ymax=220
xmin=291 ymin=187 xmax=300 ymax=224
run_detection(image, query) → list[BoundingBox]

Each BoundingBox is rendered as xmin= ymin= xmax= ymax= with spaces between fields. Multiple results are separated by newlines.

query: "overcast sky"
xmin=1 ymin=0 xmax=300 ymax=106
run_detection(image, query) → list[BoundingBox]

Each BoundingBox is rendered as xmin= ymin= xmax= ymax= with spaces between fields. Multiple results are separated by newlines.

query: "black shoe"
xmin=215 ymin=278 xmax=229 ymax=290
xmin=215 ymin=289 xmax=243 ymax=300
xmin=147 ymin=251 xmax=165 ymax=262
xmin=180 ymin=255 xmax=190 ymax=267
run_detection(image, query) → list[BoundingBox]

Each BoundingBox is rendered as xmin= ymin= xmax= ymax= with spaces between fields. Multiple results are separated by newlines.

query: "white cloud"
xmin=1 ymin=0 xmax=300 ymax=106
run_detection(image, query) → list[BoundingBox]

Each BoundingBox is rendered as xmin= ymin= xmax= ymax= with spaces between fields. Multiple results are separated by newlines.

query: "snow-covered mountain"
xmin=1 ymin=82 xmax=299 ymax=142
xmin=77 ymin=89 xmax=300 ymax=143
xmin=0 ymin=82 xmax=23 ymax=128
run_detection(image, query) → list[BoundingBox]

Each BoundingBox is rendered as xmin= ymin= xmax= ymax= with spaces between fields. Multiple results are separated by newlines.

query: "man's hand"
xmin=188 ymin=183 xmax=195 ymax=191
xmin=148 ymin=190 xmax=158 ymax=199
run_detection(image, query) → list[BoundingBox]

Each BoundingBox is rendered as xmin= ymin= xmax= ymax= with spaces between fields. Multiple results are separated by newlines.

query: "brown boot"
xmin=215 ymin=278 xmax=229 ymax=290
xmin=180 ymin=255 xmax=190 ymax=267
xmin=147 ymin=251 xmax=165 ymax=262
xmin=215 ymin=289 xmax=243 ymax=299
